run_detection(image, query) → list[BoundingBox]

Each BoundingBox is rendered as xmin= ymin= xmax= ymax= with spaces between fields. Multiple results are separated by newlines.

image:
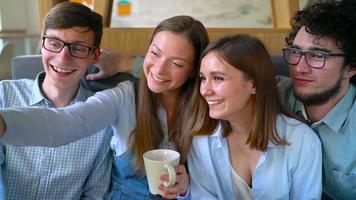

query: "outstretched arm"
xmin=0 ymin=81 xmax=135 ymax=147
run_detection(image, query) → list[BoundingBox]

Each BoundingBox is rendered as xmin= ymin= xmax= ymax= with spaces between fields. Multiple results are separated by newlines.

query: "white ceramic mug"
xmin=143 ymin=149 xmax=180 ymax=195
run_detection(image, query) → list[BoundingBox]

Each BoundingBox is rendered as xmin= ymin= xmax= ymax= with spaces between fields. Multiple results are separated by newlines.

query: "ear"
xmin=348 ymin=66 xmax=356 ymax=78
xmin=89 ymin=47 xmax=100 ymax=64
xmin=249 ymin=80 xmax=256 ymax=95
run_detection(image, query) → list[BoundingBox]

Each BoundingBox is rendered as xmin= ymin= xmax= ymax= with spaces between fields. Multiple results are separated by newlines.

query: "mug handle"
xmin=163 ymin=163 xmax=176 ymax=187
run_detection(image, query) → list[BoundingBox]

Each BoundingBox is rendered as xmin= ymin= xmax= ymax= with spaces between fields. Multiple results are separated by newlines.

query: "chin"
xmin=147 ymin=86 xmax=164 ymax=94
xmin=209 ymin=112 xmax=223 ymax=120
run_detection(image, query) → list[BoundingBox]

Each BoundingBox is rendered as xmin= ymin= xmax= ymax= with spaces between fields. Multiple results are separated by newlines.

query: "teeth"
xmin=207 ymin=100 xmax=224 ymax=105
xmin=53 ymin=66 xmax=75 ymax=73
xmin=152 ymin=74 xmax=167 ymax=82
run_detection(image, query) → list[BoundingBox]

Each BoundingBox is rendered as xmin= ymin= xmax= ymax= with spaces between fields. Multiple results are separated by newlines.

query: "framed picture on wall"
xmin=110 ymin=0 xmax=273 ymax=28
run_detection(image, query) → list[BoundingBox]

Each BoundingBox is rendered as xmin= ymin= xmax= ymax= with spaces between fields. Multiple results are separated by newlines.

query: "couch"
xmin=11 ymin=54 xmax=289 ymax=91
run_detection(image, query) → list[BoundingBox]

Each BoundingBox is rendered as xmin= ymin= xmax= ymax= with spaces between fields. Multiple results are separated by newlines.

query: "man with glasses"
xmin=278 ymin=1 xmax=356 ymax=199
xmin=0 ymin=2 xmax=112 ymax=199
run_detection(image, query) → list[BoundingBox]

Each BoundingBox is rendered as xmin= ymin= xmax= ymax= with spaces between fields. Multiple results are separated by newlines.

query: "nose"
xmin=56 ymin=45 xmax=72 ymax=61
xmin=200 ymin=81 xmax=214 ymax=96
xmin=292 ymin=55 xmax=311 ymax=73
xmin=153 ymin=58 xmax=167 ymax=74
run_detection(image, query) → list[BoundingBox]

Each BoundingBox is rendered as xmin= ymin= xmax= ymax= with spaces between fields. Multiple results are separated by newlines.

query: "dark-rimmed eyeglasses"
xmin=42 ymin=36 xmax=95 ymax=59
xmin=282 ymin=47 xmax=345 ymax=69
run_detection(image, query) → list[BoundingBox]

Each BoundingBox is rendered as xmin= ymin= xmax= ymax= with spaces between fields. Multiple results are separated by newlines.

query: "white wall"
xmin=25 ymin=0 xmax=41 ymax=34
xmin=0 ymin=0 xmax=40 ymax=34
xmin=0 ymin=0 xmax=41 ymax=80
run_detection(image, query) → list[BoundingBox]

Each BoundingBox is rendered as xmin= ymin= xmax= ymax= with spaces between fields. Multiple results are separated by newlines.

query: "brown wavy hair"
xmin=132 ymin=16 xmax=210 ymax=172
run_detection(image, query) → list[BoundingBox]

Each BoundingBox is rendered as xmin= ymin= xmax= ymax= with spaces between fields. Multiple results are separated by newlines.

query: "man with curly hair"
xmin=278 ymin=0 xmax=356 ymax=199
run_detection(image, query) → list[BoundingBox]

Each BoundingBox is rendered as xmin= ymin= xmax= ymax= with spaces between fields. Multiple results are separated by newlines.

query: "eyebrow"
xmin=290 ymin=45 xmax=333 ymax=53
xmin=44 ymin=35 xmax=92 ymax=46
xmin=151 ymin=44 xmax=162 ymax=52
xmin=151 ymin=44 xmax=191 ymax=64
xmin=200 ymin=71 xmax=226 ymax=76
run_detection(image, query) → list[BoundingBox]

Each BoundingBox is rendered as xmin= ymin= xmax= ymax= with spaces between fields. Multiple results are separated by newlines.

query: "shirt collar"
xmin=209 ymin=123 xmax=224 ymax=148
xmin=30 ymin=72 xmax=47 ymax=105
xmin=210 ymin=123 xmax=223 ymax=138
xmin=322 ymin=85 xmax=355 ymax=132
xmin=294 ymin=85 xmax=355 ymax=133
xmin=30 ymin=72 xmax=90 ymax=106
xmin=210 ymin=121 xmax=278 ymax=149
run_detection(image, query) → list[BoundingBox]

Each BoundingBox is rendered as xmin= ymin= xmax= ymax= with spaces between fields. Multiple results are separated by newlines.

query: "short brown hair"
xmin=43 ymin=2 xmax=103 ymax=48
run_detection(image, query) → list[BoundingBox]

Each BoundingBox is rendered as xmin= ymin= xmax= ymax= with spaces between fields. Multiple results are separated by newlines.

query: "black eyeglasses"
xmin=282 ymin=47 xmax=345 ymax=69
xmin=42 ymin=36 xmax=96 ymax=59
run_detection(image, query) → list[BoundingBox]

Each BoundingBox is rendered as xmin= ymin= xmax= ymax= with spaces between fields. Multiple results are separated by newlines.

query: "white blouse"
xmin=231 ymin=166 xmax=252 ymax=200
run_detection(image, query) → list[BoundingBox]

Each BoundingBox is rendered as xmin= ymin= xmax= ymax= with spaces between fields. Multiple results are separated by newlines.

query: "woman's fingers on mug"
xmin=160 ymin=167 xmax=182 ymax=184
xmin=174 ymin=165 xmax=189 ymax=194
xmin=159 ymin=183 xmax=180 ymax=199
xmin=159 ymin=165 xmax=189 ymax=198
xmin=160 ymin=174 xmax=169 ymax=181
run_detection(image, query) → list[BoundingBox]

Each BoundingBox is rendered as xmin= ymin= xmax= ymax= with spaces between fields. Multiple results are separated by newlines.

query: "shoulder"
xmin=0 ymin=79 xmax=34 ymax=97
xmin=95 ymin=80 xmax=136 ymax=102
xmin=0 ymin=79 xmax=34 ymax=89
xmin=275 ymin=76 xmax=293 ymax=91
xmin=191 ymin=135 xmax=209 ymax=149
xmin=191 ymin=124 xmax=222 ymax=153
xmin=275 ymin=76 xmax=295 ymax=104
xmin=189 ymin=136 xmax=212 ymax=165
xmin=276 ymin=115 xmax=321 ymax=149
xmin=112 ymin=80 xmax=136 ymax=97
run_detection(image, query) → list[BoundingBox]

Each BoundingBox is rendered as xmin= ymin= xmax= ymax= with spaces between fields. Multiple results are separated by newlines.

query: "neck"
xmin=305 ymin=83 xmax=349 ymax=122
xmin=41 ymin=79 xmax=80 ymax=108
xmin=158 ymin=91 xmax=180 ymax=121
xmin=228 ymin=100 xmax=254 ymax=137
xmin=229 ymin=119 xmax=251 ymax=138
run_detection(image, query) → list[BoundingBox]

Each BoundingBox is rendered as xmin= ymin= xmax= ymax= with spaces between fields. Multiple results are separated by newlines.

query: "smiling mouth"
xmin=52 ymin=65 xmax=76 ymax=74
xmin=207 ymin=99 xmax=224 ymax=105
xmin=151 ymin=73 xmax=168 ymax=83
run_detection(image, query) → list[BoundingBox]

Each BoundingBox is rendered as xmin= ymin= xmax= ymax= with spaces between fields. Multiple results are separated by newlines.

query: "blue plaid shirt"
xmin=0 ymin=72 xmax=112 ymax=200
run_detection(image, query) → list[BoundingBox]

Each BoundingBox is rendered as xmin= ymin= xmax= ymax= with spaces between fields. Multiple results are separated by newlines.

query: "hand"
xmin=86 ymin=48 xmax=134 ymax=80
xmin=159 ymin=164 xmax=189 ymax=199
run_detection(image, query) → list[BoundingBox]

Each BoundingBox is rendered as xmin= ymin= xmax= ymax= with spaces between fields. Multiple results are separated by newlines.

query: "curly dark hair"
xmin=286 ymin=0 xmax=356 ymax=83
